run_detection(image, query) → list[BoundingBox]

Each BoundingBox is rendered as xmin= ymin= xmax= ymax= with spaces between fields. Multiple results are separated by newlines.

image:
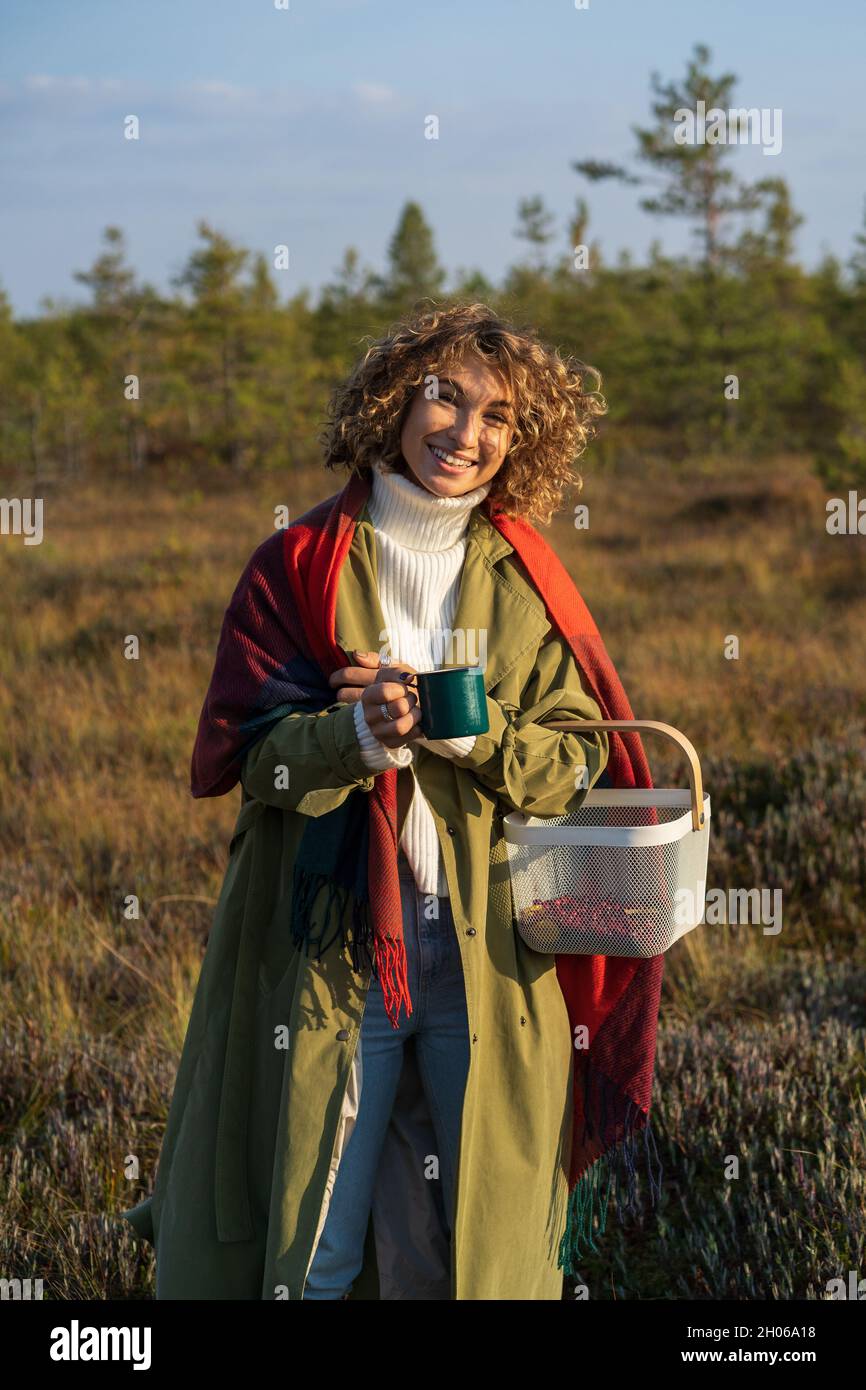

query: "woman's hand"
xmin=329 ymin=650 xmax=425 ymax=750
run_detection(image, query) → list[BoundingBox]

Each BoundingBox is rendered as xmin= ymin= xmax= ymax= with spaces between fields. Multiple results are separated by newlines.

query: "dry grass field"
xmin=1 ymin=450 xmax=864 ymax=1298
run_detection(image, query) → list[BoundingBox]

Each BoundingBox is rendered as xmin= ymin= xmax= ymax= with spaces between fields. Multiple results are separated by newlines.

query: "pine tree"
xmin=381 ymin=202 xmax=446 ymax=311
xmin=572 ymin=42 xmax=765 ymax=270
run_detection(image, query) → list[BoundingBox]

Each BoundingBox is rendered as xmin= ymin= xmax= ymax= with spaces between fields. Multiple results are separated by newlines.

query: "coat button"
xmin=465 ymin=927 xmax=476 ymax=937
xmin=520 ymin=1016 xmax=526 ymax=1026
xmin=336 ymin=1029 xmax=350 ymax=1041
xmin=447 ymin=826 xmax=455 ymax=835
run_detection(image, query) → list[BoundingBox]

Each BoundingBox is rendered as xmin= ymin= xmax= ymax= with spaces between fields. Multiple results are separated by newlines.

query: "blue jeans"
xmin=302 ymin=850 xmax=471 ymax=1299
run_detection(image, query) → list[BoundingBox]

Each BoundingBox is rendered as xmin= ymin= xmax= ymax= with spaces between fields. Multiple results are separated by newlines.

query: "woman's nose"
xmin=449 ymin=411 xmax=480 ymax=449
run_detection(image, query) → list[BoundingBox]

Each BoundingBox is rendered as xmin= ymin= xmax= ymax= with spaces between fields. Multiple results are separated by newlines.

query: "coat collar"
xmin=335 ymin=500 xmax=550 ymax=693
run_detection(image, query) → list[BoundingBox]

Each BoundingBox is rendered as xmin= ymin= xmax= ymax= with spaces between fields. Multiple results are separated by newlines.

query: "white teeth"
xmin=430 ymin=445 xmax=475 ymax=468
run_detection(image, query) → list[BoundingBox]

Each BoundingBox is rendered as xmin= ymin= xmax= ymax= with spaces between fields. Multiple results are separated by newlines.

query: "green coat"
xmin=118 ymin=499 xmax=609 ymax=1299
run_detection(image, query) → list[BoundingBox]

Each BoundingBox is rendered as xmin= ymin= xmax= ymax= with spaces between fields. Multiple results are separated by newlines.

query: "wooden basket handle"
xmin=543 ymin=719 xmax=706 ymax=832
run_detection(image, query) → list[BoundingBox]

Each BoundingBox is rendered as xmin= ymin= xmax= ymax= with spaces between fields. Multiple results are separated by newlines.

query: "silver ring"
xmin=380 ymin=701 xmax=394 ymax=721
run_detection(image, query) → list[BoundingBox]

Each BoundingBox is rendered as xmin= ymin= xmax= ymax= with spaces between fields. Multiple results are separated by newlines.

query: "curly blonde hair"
xmin=320 ymin=301 xmax=607 ymax=525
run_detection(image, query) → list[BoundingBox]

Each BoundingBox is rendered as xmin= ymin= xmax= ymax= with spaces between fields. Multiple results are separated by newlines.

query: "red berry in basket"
xmin=525 ymin=894 xmax=653 ymax=939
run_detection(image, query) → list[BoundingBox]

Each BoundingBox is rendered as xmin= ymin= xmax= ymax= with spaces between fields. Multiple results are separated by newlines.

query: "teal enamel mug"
xmin=414 ymin=665 xmax=489 ymax=740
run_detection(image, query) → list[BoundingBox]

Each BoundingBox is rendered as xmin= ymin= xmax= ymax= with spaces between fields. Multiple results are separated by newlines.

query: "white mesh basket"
xmin=504 ymin=720 xmax=711 ymax=958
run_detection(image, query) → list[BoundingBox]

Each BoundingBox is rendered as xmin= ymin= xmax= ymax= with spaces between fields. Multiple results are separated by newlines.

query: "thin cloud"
xmin=353 ymin=82 xmax=395 ymax=106
xmin=187 ymin=80 xmax=247 ymax=100
xmin=23 ymin=75 xmax=124 ymax=94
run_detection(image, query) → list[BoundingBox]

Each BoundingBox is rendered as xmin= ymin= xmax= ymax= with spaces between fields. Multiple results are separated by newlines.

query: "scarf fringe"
xmin=373 ymin=933 xmax=413 ymax=1029
xmin=557 ymin=1064 xmax=664 ymax=1278
xmin=290 ymin=863 xmax=411 ymax=1028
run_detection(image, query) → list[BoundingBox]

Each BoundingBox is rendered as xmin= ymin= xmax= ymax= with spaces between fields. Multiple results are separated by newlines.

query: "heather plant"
xmin=567 ymin=951 xmax=866 ymax=1300
xmin=705 ymin=733 xmax=866 ymax=934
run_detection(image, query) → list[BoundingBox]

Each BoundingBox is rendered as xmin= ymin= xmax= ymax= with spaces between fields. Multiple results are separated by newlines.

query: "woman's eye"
xmin=433 ymin=393 xmax=508 ymax=425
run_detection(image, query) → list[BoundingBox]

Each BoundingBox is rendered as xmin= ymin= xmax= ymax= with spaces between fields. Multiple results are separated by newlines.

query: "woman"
xmin=118 ymin=302 xmax=664 ymax=1300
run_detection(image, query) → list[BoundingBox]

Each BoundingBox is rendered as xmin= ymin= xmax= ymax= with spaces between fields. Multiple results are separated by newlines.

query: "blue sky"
xmin=1 ymin=0 xmax=863 ymax=318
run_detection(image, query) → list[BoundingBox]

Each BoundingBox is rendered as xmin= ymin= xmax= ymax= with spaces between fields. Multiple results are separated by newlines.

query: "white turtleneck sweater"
xmin=351 ymin=460 xmax=493 ymax=898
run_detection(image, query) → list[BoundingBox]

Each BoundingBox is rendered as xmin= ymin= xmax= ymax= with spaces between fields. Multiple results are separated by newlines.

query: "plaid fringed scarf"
xmin=190 ymin=469 xmax=665 ymax=1276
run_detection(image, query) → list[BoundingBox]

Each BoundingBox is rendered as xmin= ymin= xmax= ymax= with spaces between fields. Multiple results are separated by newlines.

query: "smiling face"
xmin=397 ymin=352 xmax=515 ymax=498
